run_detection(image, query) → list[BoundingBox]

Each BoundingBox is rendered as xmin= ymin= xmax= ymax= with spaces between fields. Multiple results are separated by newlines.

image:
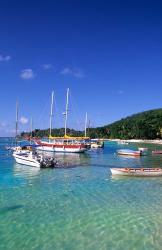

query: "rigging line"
xmin=53 ymin=87 xmax=67 ymax=126
xmin=50 ymin=91 xmax=65 ymax=129
xmin=52 ymin=91 xmax=62 ymax=128
xmin=69 ymin=92 xmax=84 ymax=131
xmin=36 ymin=96 xmax=51 ymax=129
xmin=70 ymin=103 xmax=82 ymax=131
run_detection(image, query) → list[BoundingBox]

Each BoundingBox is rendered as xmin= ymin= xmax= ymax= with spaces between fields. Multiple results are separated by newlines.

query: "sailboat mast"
xmin=15 ymin=101 xmax=19 ymax=145
xmin=30 ymin=117 xmax=33 ymax=137
xmin=64 ymin=88 xmax=69 ymax=136
xmin=49 ymin=91 xmax=54 ymax=137
xmin=85 ymin=112 xmax=88 ymax=137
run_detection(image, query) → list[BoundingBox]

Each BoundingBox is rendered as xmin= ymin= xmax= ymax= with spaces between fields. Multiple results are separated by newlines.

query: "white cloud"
xmin=61 ymin=67 xmax=72 ymax=75
xmin=0 ymin=121 xmax=13 ymax=136
xmin=41 ymin=64 xmax=53 ymax=70
xmin=0 ymin=54 xmax=11 ymax=62
xmin=19 ymin=116 xmax=28 ymax=124
xmin=117 ymin=90 xmax=124 ymax=95
xmin=0 ymin=121 xmax=8 ymax=128
xmin=60 ymin=67 xmax=85 ymax=78
xmin=20 ymin=69 xmax=35 ymax=80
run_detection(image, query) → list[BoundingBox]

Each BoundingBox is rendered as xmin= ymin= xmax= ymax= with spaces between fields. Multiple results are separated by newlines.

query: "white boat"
xmin=35 ymin=89 xmax=90 ymax=153
xmin=117 ymin=149 xmax=141 ymax=156
xmin=91 ymin=139 xmax=104 ymax=149
xmin=152 ymin=150 xmax=162 ymax=155
xmin=118 ymin=140 xmax=129 ymax=145
xmin=13 ymin=151 xmax=57 ymax=168
xmin=110 ymin=168 xmax=162 ymax=177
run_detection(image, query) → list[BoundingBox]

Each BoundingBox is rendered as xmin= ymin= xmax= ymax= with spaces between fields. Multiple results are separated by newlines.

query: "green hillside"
xmin=90 ymin=108 xmax=162 ymax=139
xmin=21 ymin=109 xmax=162 ymax=140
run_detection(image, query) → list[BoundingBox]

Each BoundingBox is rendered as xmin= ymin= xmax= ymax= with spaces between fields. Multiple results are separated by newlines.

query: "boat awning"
xmin=49 ymin=135 xmax=90 ymax=140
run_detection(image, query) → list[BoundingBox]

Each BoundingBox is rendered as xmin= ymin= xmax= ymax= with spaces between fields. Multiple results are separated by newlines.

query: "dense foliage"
xmin=100 ymin=108 xmax=162 ymax=139
xmin=21 ymin=109 xmax=162 ymax=139
xmin=21 ymin=128 xmax=84 ymax=138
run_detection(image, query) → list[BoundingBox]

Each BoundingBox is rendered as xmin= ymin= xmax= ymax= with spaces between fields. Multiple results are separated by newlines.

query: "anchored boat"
xmin=90 ymin=139 xmax=104 ymax=149
xmin=117 ymin=140 xmax=129 ymax=145
xmin=152 ymin=150 xmax=162 ymax=155
xmin=110 ymin=168 xmax=162 ymax=177
xmin=35 ymin=89 xmax=90 ymax=153
xmin=117 ymin=149 xmax=141 ymax=156
xmin=13 ymin=151 xmax=57 ymax=168
xmin=35 ymin=136 xmax=89 ymax=153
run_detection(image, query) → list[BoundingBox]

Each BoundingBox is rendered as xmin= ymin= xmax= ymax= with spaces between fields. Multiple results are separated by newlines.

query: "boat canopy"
xmin=49 ymin=135 xmax=90 ymax=140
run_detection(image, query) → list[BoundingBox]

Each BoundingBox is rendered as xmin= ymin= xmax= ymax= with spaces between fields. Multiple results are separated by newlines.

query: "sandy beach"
xmin=104 ymin=138 xmax=162 ymax=145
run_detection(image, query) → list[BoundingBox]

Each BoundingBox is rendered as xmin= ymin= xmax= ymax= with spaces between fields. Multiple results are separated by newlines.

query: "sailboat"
xmin=5 ymin=102 xmax=31 ymax=154
xmin=35 ymin=89 xmax=90 ymax=153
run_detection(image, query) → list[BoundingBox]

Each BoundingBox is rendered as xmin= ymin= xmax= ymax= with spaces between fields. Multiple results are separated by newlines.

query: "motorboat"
xmin=91 ymin=139 xmax=104 ymax=149
xmin=118 ymin=140 xmax=129 ymax=145
xmin=13 ymin=151 xmax=57 ymax=168
xmin=152 ymin=150 xmax=162 ymax=155
xmin=110 ymin=168 xmax=162 ymax=177
xmin=117 ymin=149 xmax=141 ymax=156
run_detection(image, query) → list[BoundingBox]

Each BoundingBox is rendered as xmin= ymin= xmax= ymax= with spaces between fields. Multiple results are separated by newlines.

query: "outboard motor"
xmin=40 ymin=155 xmax=57 ymax=168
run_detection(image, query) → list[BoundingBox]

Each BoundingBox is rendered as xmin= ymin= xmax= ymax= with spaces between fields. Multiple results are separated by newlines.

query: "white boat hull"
xmin=91 ymin=143 xmax=103 ymax=149
xmin=36 ymin=145 xmax=87 ymax=153
xmin=117 ymin=150 xmax=141 ymax=156
xmin=110 ymin=168 xmax=162 ymax=177
xmin=13 ymin=154 xmax=40 ymax=168
xmin=118 ymin=142 xmax=129 ymax=145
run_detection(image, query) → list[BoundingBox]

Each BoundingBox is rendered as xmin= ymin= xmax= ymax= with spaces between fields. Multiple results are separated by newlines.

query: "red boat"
xmin=35 ymin=136 xmax=90 ymax=153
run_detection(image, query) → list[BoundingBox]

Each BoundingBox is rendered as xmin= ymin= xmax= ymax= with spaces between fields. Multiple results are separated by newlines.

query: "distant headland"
xmin=21 ymin=108 xmax=162 ymax=140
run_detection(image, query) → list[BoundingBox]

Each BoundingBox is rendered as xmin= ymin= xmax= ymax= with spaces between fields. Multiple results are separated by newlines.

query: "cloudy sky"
xmin=0 ymin=0 xmax=161 ymax=135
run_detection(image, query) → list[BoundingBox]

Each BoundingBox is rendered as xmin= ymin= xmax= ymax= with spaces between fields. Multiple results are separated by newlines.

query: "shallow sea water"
xmin=1 ymin=139 xmax=162 ymax=250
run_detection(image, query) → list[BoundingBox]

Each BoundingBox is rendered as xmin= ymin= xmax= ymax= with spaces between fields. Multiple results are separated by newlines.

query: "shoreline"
xmin=103 ymin=138 xmax=162 ymax=145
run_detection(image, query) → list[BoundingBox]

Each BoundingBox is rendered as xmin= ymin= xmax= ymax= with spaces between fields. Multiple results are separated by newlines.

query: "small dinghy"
xmin=13 ymin=151 xmax=57 ymax=168
xmin=152 ymin=150 xmax=162 ymax=155
xmin=110 ymin=168 xmax=162 ymax=177
xmin=117 ymin=141 xmax=129 ymax=145
xmin=91 ymin=140 xmax=104 ymax=149
xmin=117 ymin=149 xmax=141 ymax=156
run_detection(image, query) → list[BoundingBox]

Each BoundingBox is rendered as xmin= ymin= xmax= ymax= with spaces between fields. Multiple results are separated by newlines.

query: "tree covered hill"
xmin=21 ymin=109 xmax=162 ymax=140
xmin=92 ymin=108 xmax=162 ymax=139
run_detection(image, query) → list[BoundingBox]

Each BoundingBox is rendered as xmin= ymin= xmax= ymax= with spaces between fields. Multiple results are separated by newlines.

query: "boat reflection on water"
xmin=110 ymin=174 xmax=142 ymax=181
xmin=40 ymin=151 xmax=91 ymax=168
xmin=115 ymin=152 xmax=143 ymax=170
xmin=110 ymin=174 xmax=131 ymax=181
xmin=13 ymin=163 xmax=41 ymax=179
xmin=110 ymin=172 xmax=161 ymax=181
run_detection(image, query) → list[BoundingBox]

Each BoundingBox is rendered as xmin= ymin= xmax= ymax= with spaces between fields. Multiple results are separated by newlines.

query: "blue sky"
xmin=0 ymin=0 xmax=161 ymax=135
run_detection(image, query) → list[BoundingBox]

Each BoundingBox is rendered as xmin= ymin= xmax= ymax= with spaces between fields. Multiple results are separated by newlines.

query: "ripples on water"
xmin=1 ymin=138 xmax=162 ymax=249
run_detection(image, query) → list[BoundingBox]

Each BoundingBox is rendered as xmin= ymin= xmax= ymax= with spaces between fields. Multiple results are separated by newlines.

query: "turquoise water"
xmin=1 ymin=139 xmax=162 ymax=250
